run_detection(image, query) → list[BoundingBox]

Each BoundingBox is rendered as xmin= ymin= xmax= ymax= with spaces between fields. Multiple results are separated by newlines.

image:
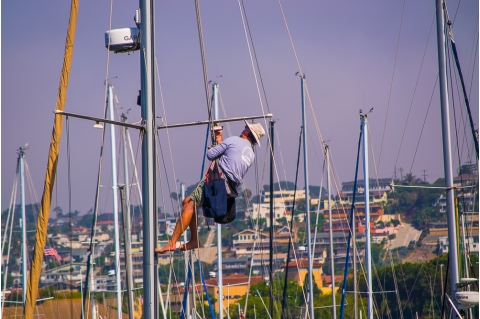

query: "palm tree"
xmin=403 ymin=173 xmax=415 ymax=185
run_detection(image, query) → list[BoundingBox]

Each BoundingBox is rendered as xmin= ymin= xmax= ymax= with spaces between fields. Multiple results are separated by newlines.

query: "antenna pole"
xmin=361 ymin=112 xmax=373 ymax=319
xmin=140 ymin=0 xmax=158 ymax=317
xmin=435 ymin=0 xmax=459 ymax=301
xmin=300 ymin=75 xmax=314 ymax=319
xmin=326 ymin=145 xmax=337 ymax=319
xmin=107 ymin=85 xmax=123 ymax=319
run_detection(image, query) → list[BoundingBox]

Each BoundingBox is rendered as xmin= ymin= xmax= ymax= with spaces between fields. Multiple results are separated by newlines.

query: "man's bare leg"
xmin=178 ymin=209 xmax=201 ymax=251
xmin=155 ymin=196 xmax=195 ymax=254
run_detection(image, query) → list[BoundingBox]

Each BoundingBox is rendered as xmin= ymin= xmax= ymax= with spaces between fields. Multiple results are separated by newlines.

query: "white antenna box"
xmin=105 ymin=28 xmax=139 ymax=53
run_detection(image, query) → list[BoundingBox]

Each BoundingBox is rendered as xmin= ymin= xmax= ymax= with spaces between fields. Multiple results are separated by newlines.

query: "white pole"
xmin=80 ymin=269 xmax=85 ymax=319
xmin=300 ymin=75 xmax=315 ymax=319
xmin=91 ymin=268 xmax=97 ymax=319
xmin=108 ymin=84 xmax=123 ymax=319
xmin=126 ymin=130 xmax=143 ymax=204
xmin=19 ymin=147 xmax=27 ymax=306
xmin=213 ymin=83 xmax=224 ymax=319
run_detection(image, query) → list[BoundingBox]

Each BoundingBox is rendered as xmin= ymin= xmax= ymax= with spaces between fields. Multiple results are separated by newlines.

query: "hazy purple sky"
xmin=2 ymin=1 xmax=478 ymax=216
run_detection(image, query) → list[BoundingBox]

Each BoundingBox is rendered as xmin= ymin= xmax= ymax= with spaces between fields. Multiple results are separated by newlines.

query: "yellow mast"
xmin=24 ymin=0 xmax=79 ymax=317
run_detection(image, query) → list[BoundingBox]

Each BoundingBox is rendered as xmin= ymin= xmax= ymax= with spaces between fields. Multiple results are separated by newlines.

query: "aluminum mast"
xmin=326 ymin=145 xmax=336 ymax=319
xmin=139 ymin=0 xmax=158 ymax=317
xmin=435 ymin=0 xmax=460 ymax=302
xmin=300 ymin=75 xmax=314 ymax=319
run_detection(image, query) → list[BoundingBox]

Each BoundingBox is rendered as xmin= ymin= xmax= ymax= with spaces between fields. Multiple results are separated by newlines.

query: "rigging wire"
xmin=377 ymin=0 xmax=407 ymax=173
xmin=448 ymin=31 xmax=479 ymax=158
xmin=82 ymin=0 xmax=115 ymax=314
xmin=193 ymin=0 xmax=214 ymax=143
xmin=238 ymin=0 xmax=271 ymax=115
xmin=445 ymin=8 xmax=479 ymax=288
xmin=82 ymin=99 xmax=110 ymax=318
xmin=364 ymin=123 xmax=396 ymax=319
xmin=408 ymin=77 xmax=439 ymax=173
xmin=339 ymin=126 xmax=362 ymax=319
xmin=467 ymin=24 xmax=478 ymax=102
xmin=232 ymin=3 xmax=312 ymax=311
xmin=393 ymin=14 xmax=436 ymax=176
xmin=154 ymin=56 xmax=181 ymax=217
xmin=465 ymin=13 xmax=478 ymax=97
xmin=236 ymin=0 xmax=274 ymax=188
xmin=280 ymin=126 xmax=302 ymax=319
xmin=1 ymin=171 xmax=18 ymax=316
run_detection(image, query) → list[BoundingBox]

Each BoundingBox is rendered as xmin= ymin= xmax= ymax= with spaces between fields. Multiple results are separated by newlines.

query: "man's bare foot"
xmin=178 ymin=241 xmax=202 ymax=251
xmin=155 ymin=241 xmax=177 ymax=254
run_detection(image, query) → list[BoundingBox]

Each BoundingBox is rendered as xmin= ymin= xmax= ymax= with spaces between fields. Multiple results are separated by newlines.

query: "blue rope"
xmin=180 ymin=263 xmax=192 ymax=319
xmin=198 ymin=124 xmax=216 ymax=317
xmin=200 ymin=123 xmax=211 ymax=179
xmin=197 ymin=258 xmax=216 ymax=318
xmin=339 ymin=127 xmax=363 ymax=319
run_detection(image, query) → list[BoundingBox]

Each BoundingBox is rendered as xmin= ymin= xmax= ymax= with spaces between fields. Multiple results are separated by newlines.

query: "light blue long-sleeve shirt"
xmin=206 ymin=136 xmax=255 ymax=183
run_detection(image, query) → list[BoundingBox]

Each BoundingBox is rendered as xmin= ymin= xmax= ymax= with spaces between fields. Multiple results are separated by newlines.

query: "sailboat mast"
xmin=326 ymin=145 xmax=337 ymax=319
xmin=300 ymin=75 xmax=315 ymax=319
xmin=107 ymin=84 xmax=123 ymax=319
xmin=19 ymin=147 xmax=27 ymax=306
xmin=139 ymin=0 xmax=158 ymax=317
xmin=435 ymin=0 xmax=460 ymax=299
xmin=361 ymin=112 xmax=373 ymax=319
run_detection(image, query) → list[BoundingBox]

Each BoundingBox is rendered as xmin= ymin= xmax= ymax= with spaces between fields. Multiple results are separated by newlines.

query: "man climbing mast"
xmin=155 ymin=121 xmax=265 ymax=254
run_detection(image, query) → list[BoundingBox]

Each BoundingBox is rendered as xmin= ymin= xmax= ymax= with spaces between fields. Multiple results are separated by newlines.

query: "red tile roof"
xmin=322 ymin=274 xmax=353 ymax=284
xmin=97 ymin=220 xmax=114 ymax=225
xmin=281 ymin=258 xmax=324 ymax=268
xmin=204 ymin=273 xmax=263 ymax=286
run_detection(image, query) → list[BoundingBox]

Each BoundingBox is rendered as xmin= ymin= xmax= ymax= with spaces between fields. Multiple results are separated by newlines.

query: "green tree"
xmin=276 ymin=217 xmax=288 ymax=226
xmin=310 ymin=212 xmax=325 ymax=230
xmin=243 ymin=188 xmax=252 ymax=203
xmin=77 ymin=213 xmax=93 ymax=228
xmin=403 ymin=173 xmax=415 ymax=185
xmin=54 ymin=206 xmax=63 ymax=218
xmin=309 ymin=185 xmax=328 ymax=198
xmin=458 ymin=162 xmax=475 ymax=175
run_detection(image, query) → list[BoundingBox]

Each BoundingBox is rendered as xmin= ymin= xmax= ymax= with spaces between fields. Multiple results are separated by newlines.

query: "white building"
xmin=438 ymin=235 xmax=479 ymax=255
xmin=245 ymin=202 xmax=300 ymax=226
